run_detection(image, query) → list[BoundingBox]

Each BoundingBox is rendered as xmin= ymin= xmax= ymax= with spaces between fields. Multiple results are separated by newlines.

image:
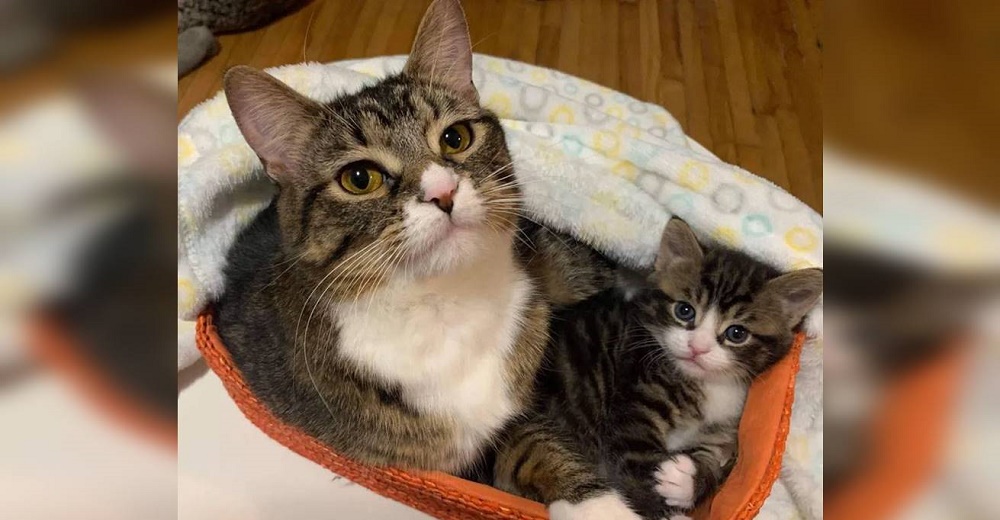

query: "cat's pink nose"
xmin=430 ymin=191 xmax=454 ymax=214
xmin=688 ymin=343 xmax=711 ymax=357
xmin=420 ymin=164 xmax=459 ymax=214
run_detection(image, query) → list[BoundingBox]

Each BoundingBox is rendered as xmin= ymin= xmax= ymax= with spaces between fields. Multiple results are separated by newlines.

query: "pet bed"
xmin=177 ymin=55 xmax=825 ymax=519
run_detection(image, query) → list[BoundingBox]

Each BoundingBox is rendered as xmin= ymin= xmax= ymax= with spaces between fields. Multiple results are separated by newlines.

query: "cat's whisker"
xmin=354 ymin=233 xmax=407 ymax=300
xmin=301 ymin=243 xmax=397 ymax=399
xmin=301 ymin=4 xmax=318 ymax=62
xmin=362 ymin=242 xmax=408 ymax=316
xmin=509 ymin=226 xmax=537 ymax=253
xmin=479 ymin=175 xmax=553 ymax=194
xmin=294 ymin=237 xmax=382 ymax=347
xmin=348 ymin=242 xmax=399 ymax=302
xmin=256 ymin=251 xmax=308 ymax=296
xmin=294 ymin=241 xmax=388 ymax=426
xmin=369 ymin=243 xmax=411 ymax=314
xmin=296 ymin=237 xmax=387 ymax=358
xmin=479 ymin=161 xmax=516 ymax=182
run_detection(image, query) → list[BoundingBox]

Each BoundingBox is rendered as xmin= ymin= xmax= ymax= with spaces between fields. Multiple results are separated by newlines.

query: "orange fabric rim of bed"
xmin=196 ymin=311 xmax=805 ymax=520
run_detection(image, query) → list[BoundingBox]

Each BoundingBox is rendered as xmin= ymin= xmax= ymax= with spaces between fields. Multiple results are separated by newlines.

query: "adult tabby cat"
xmin=215 ymin=0 xmax=615 ymax=485
xmin=493 ymin=218 xmax=823 ymax=519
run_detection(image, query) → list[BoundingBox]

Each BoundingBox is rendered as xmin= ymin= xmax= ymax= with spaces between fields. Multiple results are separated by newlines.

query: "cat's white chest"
xmin=666 ymin=379 xmax=747 ymax=452
xmin=700 ymin=379 xmax=747 ymax=424
xmin=331 ymin=251 xmax=531 ymax=459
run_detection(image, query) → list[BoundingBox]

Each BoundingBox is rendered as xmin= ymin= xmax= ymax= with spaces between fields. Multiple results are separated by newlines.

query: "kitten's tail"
xmin=178 ymin=26 xmax=219 ymax=78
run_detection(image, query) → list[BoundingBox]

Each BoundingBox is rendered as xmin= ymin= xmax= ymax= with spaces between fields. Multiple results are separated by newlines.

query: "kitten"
xmin=215 ymin=0 xmax=613 ymax=475
xmin=493 ymin=218 xmax=823 ymax=520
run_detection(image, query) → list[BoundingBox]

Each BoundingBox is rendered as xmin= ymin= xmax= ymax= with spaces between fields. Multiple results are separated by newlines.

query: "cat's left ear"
xmin=762 ymin=268 xmax=824 ymax=327
xmin=403 ymin=0 xmax=478 ymax=103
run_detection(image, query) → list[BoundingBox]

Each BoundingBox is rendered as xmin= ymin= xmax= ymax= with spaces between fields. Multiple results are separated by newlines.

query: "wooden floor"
xmin=179 ymin=0 xmax=822 ymax=211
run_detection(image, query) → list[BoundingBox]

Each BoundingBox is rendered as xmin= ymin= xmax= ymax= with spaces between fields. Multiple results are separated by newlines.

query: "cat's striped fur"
xmin=494 ymin=219 xmax=823 ymax=519
xmin=214 ymin=0 xmax=616 ymax=474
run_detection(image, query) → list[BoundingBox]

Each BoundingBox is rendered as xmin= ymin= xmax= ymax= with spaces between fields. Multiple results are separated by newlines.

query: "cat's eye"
xmin=440 ymin=122 xmax=474 ymax=154
xmin=339 ymin=163 xmax=385 ymax=195
xmin=724 ymin=325 xmax=750 ymax=344
xmin=673 ymin=302 xmax=696 ymax=322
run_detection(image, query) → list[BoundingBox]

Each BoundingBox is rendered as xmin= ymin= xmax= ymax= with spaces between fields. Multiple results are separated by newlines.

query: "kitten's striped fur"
xmin=494 ymin=219 xmax=823 ymax=519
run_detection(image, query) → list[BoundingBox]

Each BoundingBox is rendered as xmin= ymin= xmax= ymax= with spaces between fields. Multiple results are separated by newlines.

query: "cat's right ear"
xmin=223 ymin=65 xmax=321 ymax=184
xmin=655 ymin=217 xmax=705 ymax=273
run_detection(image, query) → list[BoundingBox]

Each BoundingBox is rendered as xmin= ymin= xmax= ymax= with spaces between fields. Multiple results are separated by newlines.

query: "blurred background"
xmin=1 ymin=0 xmax=997 ymax=519
xmin=0 ymin=1 xmax=176 ymax=519
xmin=824 ymin=0 xmax=998 ymax=519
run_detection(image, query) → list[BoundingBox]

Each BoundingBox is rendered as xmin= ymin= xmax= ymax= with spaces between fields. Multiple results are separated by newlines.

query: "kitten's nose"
xmin=688 ymin=342 xmax=711 ymax=357
xmin=420 ymin=163 xmax=459 ymax=214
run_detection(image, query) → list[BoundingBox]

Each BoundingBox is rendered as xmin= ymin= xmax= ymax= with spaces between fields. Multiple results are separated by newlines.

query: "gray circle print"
xmin=711 ymin=183 xmax=745 ymax=214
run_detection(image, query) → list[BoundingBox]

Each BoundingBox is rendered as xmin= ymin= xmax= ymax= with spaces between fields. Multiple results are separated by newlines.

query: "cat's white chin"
xmin=408 ymin=225 xmax=493 ymax=277
xmin=402 ymin=179 xmax=508 ymax=277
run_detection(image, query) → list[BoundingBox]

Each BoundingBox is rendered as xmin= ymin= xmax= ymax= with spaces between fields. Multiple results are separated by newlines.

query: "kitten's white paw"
xmin=654 ymin=454 xmax=697 ymax=508
xmin=549 ymin=492 xmax=643 ymax=520
xmin=664 ymin=515 xmax=692 ymax=520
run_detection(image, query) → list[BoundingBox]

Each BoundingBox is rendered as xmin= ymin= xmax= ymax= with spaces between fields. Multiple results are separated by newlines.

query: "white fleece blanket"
xmin=177 ymin=55 xmax=823 ymax=519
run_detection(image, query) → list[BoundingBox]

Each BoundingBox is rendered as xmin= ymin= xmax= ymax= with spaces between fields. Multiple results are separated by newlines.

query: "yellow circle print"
xmin=678 ymin=160 xmax=711 ymax=192
xmin=791 ymin=257 xmax=819 ymax=270
xmin=178 ymin=133 xmax=199 ymax=166
xmin=548 ymin=105 xmax=575 ymax=124
xmin=712 ymin=226 xmax=739 ymax=247
xmin=611 ymin=161 xmax=639 ymax=181
xmin=785 ymin=226 xmax=819 ymax=252
xmin=487 ymin=93 xmax=513 ymax=118
xmin=178 ymin=277 xmax=197 ymax=314
xmin=593 ymin=130 xmax=621 ymax=157
xmin=614 ymin=121 xmax=641 ymax=139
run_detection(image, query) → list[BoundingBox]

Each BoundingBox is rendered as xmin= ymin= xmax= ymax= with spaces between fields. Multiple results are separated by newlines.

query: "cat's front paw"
xmin=653 ymin=454 xmax=697 ymax=508
xmin=549 ymin=492 xmax=643 ymax=520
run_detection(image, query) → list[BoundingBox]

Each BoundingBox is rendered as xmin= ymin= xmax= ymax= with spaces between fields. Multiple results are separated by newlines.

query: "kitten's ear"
xmin=653 ymin=218 xmax=704 ymax=294
xmin=223 ymin=65 xmax=322 ymax=184
xmin=655 ymin=218 xmax=705 ymax=273
xmin=763 ymin=268 xmax=824 ymax=327
xmin=403 ymin=0 xmax=478 ymax=103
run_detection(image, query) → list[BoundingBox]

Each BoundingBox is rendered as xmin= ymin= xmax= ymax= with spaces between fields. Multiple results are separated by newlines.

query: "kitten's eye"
xmin=724 ymin=325 xmax=750 ymax=344
xmin=440 ymin=122 xmax=474 ymax=154
xmin=339 ymin=163 xmax=385 ymax=195
xmin=673 ymin=302 xmax=696 ymax=322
